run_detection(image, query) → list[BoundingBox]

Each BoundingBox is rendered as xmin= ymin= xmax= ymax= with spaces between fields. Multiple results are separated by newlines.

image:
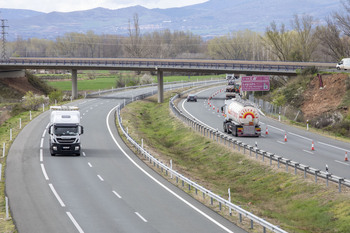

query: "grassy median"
xmin=120 ymin=90 xmax=350 ymax=233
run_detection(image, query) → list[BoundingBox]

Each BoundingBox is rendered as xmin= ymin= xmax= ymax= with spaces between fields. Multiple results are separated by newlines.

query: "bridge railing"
xmin=116 ymin=80 xmax=288 ymax=233
xmin=1 ymin=58 xmax=313 ymax=73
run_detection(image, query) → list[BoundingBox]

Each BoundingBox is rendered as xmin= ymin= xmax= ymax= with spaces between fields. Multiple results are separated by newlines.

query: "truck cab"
xmin=48 ymin=106 xmax=84 ymax=156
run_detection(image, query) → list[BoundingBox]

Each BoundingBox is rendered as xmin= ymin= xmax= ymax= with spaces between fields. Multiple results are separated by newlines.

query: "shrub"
xmin=49 ymin=91 xmax=63 ymax=104
xmin=22 ymin=91 xmax=49 ymax=110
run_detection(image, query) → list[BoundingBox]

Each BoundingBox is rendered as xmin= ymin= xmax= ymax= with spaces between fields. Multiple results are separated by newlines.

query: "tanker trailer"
xmin=222 ymin=100 xmax=261 ymax=137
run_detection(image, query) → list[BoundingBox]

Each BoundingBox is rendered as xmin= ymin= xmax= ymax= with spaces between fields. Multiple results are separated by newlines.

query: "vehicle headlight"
xmin=75 ymin=146 xmax=80 ymax=151
xmin=53 ymin=146 xmax=58 ymax=151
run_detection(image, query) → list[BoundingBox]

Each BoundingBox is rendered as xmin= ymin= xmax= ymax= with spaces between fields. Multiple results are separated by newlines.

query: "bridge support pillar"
xmin=71 ymin=69 xmax=78 ymax=99
xmin=157 ymin=70 xmax=164 ymax=103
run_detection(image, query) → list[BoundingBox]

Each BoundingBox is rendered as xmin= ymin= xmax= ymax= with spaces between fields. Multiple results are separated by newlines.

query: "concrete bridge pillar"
xmin=72 ymin=69 xmax=78 ymax=99
xmin=157 ymin=70 xmax=164 ymax=103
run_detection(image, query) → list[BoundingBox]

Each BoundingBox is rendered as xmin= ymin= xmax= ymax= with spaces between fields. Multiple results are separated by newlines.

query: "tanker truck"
xmin=48 ymin=106 xmax=84 ymax=156
xmin=221 ymin=100 xmax=261 ymax=137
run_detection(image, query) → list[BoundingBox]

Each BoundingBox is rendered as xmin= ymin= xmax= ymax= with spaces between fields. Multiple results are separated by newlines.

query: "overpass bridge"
xmin=0 ymin=57 xmax=335 ymax=102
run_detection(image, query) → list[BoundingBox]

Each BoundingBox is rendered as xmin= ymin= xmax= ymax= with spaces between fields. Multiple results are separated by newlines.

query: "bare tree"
xmin=124 ymin=13 xmax=145 ymax=57
xmin=316 ymin=17 xmax=350 ymax=61
xmin=291 ymin=14 xmax=318 ymax=61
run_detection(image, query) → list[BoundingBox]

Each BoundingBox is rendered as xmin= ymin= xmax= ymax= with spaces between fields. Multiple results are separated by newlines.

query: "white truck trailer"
xmin=222 ymin=100 xmax=261 ymax=137
xmin=48 ymin=106 xmax=84 ymax=156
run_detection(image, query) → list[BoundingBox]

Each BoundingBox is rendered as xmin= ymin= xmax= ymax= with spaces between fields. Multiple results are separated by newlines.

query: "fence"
xmin=116 ymin=83 xmax=288 ymax=233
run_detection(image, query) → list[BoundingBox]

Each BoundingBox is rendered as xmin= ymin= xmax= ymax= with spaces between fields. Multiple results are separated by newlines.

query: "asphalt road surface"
xmin=6 ymin=84 xmax=246 ymax=233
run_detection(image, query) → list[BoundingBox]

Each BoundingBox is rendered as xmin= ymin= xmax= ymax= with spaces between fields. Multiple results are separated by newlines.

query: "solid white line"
xmin=335 ymin=160 xmax=350 ymax=166
xmin=41 ymin=163 xmax=49 ymax=180
xmin=107 ymin=106 xmax=234 ymax=233
xmin=97 ymin=175 xmax=104 ymax=181
xmin=40 ymin=149 xmax=43 ymax=162
xmin=49 ymin=183 xmax=65 ymax=207
xmin=288 ymin=132 xmax=312 ymax=141
xmin=112 ymin=190 xmax=122 ymax=199
xmin=135 ymin=212 xmax=148 ymax=222
xmin=318 ymin=141 xmax=349 ymax=152
xmin=40 ymin=138 xmax=44 ymax=148
xmin=277 ymin=141 xmax=285 ymax=145
xmin=303 ymin=150 xmax=314 ymax=154
xmin=266 ymin=124 xmax=284 ymax=132
xmin=88 ymin=162 xmax=92 ymax=167
xmin=66 ymin=212 xmax=84 ymax=233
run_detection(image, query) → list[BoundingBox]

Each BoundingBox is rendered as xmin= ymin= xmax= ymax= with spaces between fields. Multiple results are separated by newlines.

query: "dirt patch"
xmin=301 ymin=74 xmax=348 ymax=119
xmin=0 ymin=77 xmax=44 ymax=95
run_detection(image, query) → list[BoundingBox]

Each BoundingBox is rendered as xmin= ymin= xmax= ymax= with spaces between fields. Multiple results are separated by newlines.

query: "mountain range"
xmin=0 ymin=0 xmax=341 ymax=41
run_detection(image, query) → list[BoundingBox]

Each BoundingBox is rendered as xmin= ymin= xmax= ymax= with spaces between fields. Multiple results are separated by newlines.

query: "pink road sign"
xmin=241 ymin=76 xmax=270 ymax=91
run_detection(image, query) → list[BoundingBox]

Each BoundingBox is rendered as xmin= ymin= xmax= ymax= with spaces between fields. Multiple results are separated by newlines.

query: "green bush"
xmin=22 ymin=91 xmax=49 ymax=110
xmin=48 ymin=90 xmax=63 ymax=104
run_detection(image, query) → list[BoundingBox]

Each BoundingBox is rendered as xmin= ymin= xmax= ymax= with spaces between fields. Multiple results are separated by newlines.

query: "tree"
xmin=124 ymin=13 xmax=145 ymax=57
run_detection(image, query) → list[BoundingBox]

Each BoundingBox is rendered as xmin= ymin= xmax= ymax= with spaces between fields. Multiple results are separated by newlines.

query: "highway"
xmin=180 ymin=86 xmax=350 ymax=180
xmin=6 ymin=83 xmax=246 ymax=233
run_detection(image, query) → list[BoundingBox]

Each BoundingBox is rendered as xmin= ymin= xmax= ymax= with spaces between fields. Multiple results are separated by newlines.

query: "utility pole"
xmin=0 ymin=16 xmax=9 ymax=60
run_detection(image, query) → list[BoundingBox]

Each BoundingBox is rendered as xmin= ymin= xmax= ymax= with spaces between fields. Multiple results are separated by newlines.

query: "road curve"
xmin=6 ymin=85 xmax=246 ymax=233
xmin=180 ymin=86 xmax=350 ymax=180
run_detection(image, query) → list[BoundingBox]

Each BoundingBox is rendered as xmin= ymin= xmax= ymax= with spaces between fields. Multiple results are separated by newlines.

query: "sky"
xmin=1 ymin=0 xmax=208 ymax=13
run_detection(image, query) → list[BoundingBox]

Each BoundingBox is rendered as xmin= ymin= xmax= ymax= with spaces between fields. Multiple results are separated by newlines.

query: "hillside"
xmin=1 ymin=0 xmax=340 ymax=40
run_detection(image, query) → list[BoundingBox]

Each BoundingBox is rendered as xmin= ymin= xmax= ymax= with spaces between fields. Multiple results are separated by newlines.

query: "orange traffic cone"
xmin=217 ymin=108 xmax=219 ymax=113
xmin=266 ymin=126 xmax=268 ymax=135
xmin=284 ymin=133 xmax=287 ymax=142
xmin=311 ymin=141 xmax=315 ymax=151
xmin=345 ymin=152 xmax=348 ymax=162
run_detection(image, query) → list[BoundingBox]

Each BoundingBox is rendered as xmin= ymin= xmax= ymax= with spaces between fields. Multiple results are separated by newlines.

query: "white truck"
xmin=336 ymin=58 xmax=350 ymax=70
xmin=48 ymin=106 xmax=84 ymax=156
xmin=222 ymin=100 xmax=261 ymax=137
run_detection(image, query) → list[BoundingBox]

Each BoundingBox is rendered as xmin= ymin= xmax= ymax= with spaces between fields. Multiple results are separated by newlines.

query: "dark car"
xmin=187 ymin=94 xmax=197 ymax=102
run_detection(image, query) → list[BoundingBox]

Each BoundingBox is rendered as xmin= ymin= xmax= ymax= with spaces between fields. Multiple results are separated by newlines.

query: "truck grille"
xmin=57 ymin=138 xmax=76 ymax=143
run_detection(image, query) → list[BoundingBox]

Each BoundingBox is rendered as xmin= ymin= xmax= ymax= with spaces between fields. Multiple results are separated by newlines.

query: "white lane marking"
xmin=97 ymin=175 xmax=104 ymax=181
xmin=277 ymin=141 xmax=285 ymax=145
xmin=49 ymin=183 xmax=65 ymax=207
xmin=41 ymin=164 xmax=49 ymax=180
xmin=42 ymin=130 xmax=46 ymax=138
xmin=46 ymin=123 xmax=50 ymax=129
xmin=88 ymin=162 xmax=92 ymax=167
xmin=40 ymin=138 xmax=44 ymax=148
xmin=318 ymin=141 xmax=349 ymax=152
xmin=107 ymin=106 xmax=234 ymax=233
xmin=135 ymin=212 xmax=148 ymax=222
xmin=82 ymin=152 xmax=86 ymax=157
xmin=112 ymin=190 xmax=122 ymax=199
xmin=266 ymin=124 xmax=284 ymax=132
xmin=335 ymin=160 xmax=350 ymax=166
xmin=288 ymin=132 xmax=312 ymax=141
xmin=66 ymin=212 xmax=84 ymax=233
xmin=303 ymin=150 xmax=314 ymax=154
xmin=40 ymin=149 xmax=43 ymax=162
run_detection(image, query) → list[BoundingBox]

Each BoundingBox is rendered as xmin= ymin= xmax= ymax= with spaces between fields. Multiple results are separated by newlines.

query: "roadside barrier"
xmin=116 ymin=82 xmax=288 ymax=233
xmin=169 ymin=89 xmax=350 ymax=194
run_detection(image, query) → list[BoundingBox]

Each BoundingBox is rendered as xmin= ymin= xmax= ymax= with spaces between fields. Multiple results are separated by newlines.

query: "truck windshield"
xmin=54 ymin=126 xmax=78 ymax=136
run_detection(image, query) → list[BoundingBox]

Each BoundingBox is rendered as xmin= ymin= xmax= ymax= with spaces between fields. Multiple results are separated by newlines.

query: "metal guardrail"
xmin=115 ymin=81 xmax=288 ymax=233
xmin=0 ymin=58 xmax=307 ymax=75
xmin=169 ymin=90 xmax=350 ymax=192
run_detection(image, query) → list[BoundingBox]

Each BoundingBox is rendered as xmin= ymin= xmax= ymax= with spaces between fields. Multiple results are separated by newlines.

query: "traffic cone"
xmin=217 ymin=108 xmax=219 ymax=113
xmin=266 ymin=126 xmax=268 ymax=135
xmin=311 ymin=141 xmax=315 ymax=151
xmin=284 ymin=133 xmax=287 ymax=142
xmin=345 ymin=152 xmax=348 ymax=162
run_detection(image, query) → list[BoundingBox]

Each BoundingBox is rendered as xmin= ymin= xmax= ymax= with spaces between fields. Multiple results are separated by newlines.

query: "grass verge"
xmin=119 ymin=90 xmax=350 ymax=233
